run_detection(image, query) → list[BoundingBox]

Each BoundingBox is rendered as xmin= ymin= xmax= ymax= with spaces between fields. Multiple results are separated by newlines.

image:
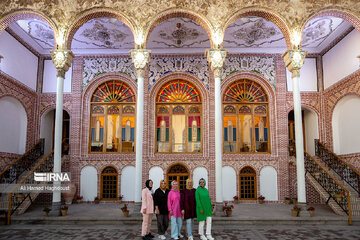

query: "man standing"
xmin=153 ymin=180 xmax=170 ymax=240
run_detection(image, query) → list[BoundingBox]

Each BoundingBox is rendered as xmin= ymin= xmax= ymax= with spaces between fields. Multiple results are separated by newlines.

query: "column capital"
xmin=50 ymin=49 xmax=74 ymax=77
xmin=130 ymin=49 xmax=151 ymax=79
xmin=206 ymin=48 xmax=228 ymax=78
xmin=282 ymin=48 xmax=307 ymax=78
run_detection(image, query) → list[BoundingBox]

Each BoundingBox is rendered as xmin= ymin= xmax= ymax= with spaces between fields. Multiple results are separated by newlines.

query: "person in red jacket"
xmin=181 ymin=179 xmax=196 ymax=240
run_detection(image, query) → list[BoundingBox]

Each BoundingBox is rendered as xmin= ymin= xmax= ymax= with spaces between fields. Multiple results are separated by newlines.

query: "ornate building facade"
xmin=0 ymin=1 xmax=359 ymax=208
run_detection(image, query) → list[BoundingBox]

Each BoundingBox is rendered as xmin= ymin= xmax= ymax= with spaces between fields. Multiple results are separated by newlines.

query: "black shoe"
xmin=142 ymin=236 xmax=150 ymax=240
xmin=146 ymin=233 xmax=155 ymax=238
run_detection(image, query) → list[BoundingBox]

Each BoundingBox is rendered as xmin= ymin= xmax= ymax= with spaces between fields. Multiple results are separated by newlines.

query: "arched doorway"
xmin=40 ymin=109 xmax=70 ymax=155
xmin=100 ymin=166 xmax=118 ymax=200
xmin=239 ymin=166 xmax=257 ymax=200
xmin=167 ymin=164 xmax=189 ymax=191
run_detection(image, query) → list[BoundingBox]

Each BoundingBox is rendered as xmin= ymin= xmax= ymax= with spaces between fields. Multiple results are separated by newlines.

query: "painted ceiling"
xmin=6 ymin=16 xmax=353 ymax=56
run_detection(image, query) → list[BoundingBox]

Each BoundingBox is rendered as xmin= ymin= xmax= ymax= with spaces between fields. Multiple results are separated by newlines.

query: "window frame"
xmin=223 ymin=79 xmax=271 ymax=154
xmin=155 ymin=79 xmax=203 ymax=154
xmin=89 ymin=80 xmax=136 ymax=154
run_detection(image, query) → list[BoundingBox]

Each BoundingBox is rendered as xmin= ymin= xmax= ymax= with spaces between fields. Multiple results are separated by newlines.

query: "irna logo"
xmin=34 ymin=172 xmax=71 ymax=182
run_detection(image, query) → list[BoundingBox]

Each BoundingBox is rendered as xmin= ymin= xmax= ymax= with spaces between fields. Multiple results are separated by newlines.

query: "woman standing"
xmin=195 ymin=178 xmax=214 ymax=240
xmin=167 ymin=180 xmax=183 ymax=240
xmin=153 ymin=180 xmax=170 ymax=240
xmin=141 ymin=179 xmax=155 ymax=240
xmin=181 ymin=179 xmax=196 ymax=240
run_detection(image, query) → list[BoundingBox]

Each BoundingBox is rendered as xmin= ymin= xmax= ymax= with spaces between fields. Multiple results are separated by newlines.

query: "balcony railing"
xmin=6 ymin=141 xmax=69 ymax=224
xmin=315 ymin=139 xmax=360 ymax=195
xmin=305 ymin=152 xmax=352 ymax=225
xmin=0 ymin=139 xmax=44 ymax=184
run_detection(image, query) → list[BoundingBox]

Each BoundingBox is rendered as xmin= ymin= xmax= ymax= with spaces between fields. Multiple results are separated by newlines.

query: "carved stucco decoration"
xmin=148 ymin=56 xmax=210 ymax=91
xmin=1 ymin=1 xmax=360 ymax=43
xmin=73 ymin=18 xmax=132 ymax=49
xmin=221 ymin=56 xmax=276 ymax=88
xmin=82 ymin=57 xmax=137 ymax=89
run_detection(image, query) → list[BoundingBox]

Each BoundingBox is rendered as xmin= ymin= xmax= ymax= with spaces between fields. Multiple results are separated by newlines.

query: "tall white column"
xmin=130 ymin=49 xmax=151 ymax=214
xmin=50 ymin=49 xmax=73 ymax=215
xmin=292 ymin=72 xmax=306 ymax=203
xmin=214 ymin=74 xmax=223 ymax=203
xmin=283 ymin=49 xmax=307 ymax=204
xmin=135 ymin=69 xmax=145 ymax=203
xmin=206 ymin=48 xmax=227 ymax=215
xmin=53 ymin=69 xmax=65 ymax=204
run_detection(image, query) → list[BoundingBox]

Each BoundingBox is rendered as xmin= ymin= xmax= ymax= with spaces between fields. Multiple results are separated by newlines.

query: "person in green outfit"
xmin=195 ymin=178 xmax=214 ymax=240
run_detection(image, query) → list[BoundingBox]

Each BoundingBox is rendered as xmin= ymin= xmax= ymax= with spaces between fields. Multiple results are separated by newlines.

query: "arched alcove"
xmin=0 ymin=96 xmax=27 ymax=154
xmin=332 ymin=95 xmax=360 ymax=154
xmin=222 ymin=166 xmax=236 ymax=201
xmin=259 ymin=166 xmax=278 ymax=201
xmin=80 ymin=166 xmax=98 ymax=201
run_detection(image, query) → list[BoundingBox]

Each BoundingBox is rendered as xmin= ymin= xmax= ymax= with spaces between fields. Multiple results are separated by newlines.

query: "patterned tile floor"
xmin=0 ymin=224 xmax=359 ymax=240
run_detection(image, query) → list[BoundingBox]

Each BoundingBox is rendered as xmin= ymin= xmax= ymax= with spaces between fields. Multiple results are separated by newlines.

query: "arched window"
xmin=89 ymin=80 xmax=136 ymax=153
xmin=223 ymin=79 xmax=270 ymax=153
xmin=156 ymin=80 xmax=202 ymax=153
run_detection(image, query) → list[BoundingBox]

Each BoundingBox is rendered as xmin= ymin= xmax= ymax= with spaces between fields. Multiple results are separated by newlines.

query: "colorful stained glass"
xmin=91 ymin=80 xmax=136 ymax=103
xmin=92 ymin=106 xmax=104 ymax=114
xmin=189 ymin=106 xmax=200 ymax=114
xmin=107 ymin=106 xmax=120 ymax=114
xmin=156 ymin=80 xmax=201 ymax=103
xmin=173 ymin=105 xmax=185 ymax=114
xmin=254 ymin=105 xmax=267 ymax=114
xmin=158 ymin=106 xmax=169 ymax=114
xmin=224 ymin=105 xmax=236 ymax=114
xmin=239 ymin=105 xmax=251 ymax=114
xmin=223 ymin=79 xmax=267 ymax=103
xmin=123 ymin=106 xmax=135 ymax=114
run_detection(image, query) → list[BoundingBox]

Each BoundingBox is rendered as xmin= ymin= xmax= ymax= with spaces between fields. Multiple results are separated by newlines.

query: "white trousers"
xmin=198 ymin=217 xmax=212 ymax=236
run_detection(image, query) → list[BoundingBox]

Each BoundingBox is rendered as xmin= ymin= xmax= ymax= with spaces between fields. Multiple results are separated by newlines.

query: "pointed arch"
xmin=144 ymin=9 xmax=214 ymax=48
xmin=223 ymin=7 xmax=292 ymax=49
xmin=0 ymin=9 xmax=58 ymax=41
xmin=65 ymin=8 xmax=136 ymax=50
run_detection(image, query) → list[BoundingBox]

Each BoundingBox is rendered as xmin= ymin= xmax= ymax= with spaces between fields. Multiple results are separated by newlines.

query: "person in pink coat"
xmin=141 ymin=179 xmax=155 ymax=240
xmin=167 ymin=180 xmax=183 ymax=240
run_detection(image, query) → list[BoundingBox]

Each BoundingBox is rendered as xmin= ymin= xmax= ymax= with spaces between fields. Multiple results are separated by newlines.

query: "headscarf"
xmin=171 ymin=180 xmax=178 ymax=190
xmin=145 ymin=179 xmax=152 ymax=190
xmin=198 ymin=178 xmax=206 ymax=188
xmin=186 ymin=178 xmax=193 ymax=190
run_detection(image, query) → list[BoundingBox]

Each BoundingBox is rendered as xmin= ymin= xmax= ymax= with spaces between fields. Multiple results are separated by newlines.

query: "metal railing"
xmin=305 ymin=152 xmax=352 ymax=225
xmin=6 ymin=141 xmax=69 ymax=224
xmin=0 ymin=139 xmax=44 ymax=184
xmin=315 ymin=139 xmax=360 ymax=195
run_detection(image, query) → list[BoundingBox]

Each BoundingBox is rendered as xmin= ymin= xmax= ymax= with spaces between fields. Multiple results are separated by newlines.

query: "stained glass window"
xmin=156 ymin=79 xmax=202 ymax=153
xmin=92 ymin=81 xmax=136 ymax=103
xmin=223 ymin=79 xmax=270 ymax=153
xmin=223 ymin=79 xmax=267 ymax=103
xmin=90 ymin=80 xmax=136 ymax=153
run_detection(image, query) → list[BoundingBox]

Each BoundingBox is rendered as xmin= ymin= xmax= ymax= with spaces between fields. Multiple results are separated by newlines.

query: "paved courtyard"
xmin=0 ymin=223 xmax=360 ymax=240
xmin=2 ymin=203 xmax=359 ymax=239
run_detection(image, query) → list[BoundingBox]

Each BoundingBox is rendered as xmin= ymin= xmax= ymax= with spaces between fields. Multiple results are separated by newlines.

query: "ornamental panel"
xmin=83 ymin=57 xmax=136 ymax=90
xmin=149 ymin=57 xmax=209 ymax=91
xmin=221 ymin=56 xmax=276 ymax=88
